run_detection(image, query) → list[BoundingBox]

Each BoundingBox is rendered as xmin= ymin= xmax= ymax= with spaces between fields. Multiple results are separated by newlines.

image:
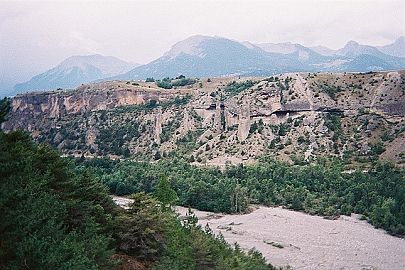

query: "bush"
xmin=156 ymin=78 xmax=173 ymax=89
xmin=225 ymin=80 xmax=255 ymax=95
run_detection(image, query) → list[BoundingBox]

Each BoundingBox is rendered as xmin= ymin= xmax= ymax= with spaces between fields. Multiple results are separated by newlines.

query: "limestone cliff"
xmin=3 ymin=71 xmax=405 ymax=166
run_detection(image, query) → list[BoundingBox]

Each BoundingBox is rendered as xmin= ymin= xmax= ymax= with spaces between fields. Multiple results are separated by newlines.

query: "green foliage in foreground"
xmin=118 ymin=192 xmax=278 ymax=270
xmin=0 ymin=131 xmax=115 ymax=269
xmin=0 ymin=131 xmax=276 ymax=270
xmin=79 ymin=157 xmax=405 ymax=236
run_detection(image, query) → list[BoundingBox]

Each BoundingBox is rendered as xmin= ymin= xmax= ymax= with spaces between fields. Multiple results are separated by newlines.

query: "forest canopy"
xmin=77 ymin=156 xmax=405 ymax=236
xmin=0 ymin=131 xmax=278 ymax=270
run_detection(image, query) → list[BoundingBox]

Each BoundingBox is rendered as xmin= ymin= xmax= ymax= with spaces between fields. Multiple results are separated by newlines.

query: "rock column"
xmin=237 ymin=97 xmax=251 ymax=141
xmin=154 ymin=107 xmax=162 ymax=144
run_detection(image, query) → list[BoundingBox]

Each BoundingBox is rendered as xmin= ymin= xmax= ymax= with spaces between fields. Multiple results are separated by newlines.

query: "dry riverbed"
xmin=112 ymin=196 xmax=405 ymax=269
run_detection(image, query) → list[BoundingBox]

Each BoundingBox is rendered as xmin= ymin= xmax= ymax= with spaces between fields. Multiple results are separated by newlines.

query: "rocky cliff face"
xmin=3 ymin=71 xmax=405 ymax=166
xmin=5 ymin=82 xmax=191 ymax=130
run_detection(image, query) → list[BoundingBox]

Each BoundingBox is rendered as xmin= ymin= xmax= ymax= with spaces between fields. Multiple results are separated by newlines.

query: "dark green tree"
xmin=0 ymin=131 xmax=114 ymax=269
xmin=155 ymin=176 xmax=178 ymax=209
xmin=0 ymin=97 xmax=10 ymax=126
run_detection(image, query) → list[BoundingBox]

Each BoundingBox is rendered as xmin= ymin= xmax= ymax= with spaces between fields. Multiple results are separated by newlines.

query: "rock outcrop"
xmin=237 ymin=97 xmax=251 ymax=141
xmin=154 ymin=107 xmax=163 ymax=144
xmin=3 ymin=70 xmax=405 ymax=165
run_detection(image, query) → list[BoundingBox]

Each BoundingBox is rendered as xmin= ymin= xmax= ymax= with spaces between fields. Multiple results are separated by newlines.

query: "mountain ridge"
xmin=114 ymin=35 xmax=405 ymax=81
xmin=376 ymin=36 xmax=405 ymax=58
xmin=12 ymin=54 xmax=137 ymax=96
xmin=10 ymin=36 xmax=405 ymax=96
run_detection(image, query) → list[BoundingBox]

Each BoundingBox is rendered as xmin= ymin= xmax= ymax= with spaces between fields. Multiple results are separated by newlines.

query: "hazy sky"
xmin=1 ymin=0 xmax=404 ymax=91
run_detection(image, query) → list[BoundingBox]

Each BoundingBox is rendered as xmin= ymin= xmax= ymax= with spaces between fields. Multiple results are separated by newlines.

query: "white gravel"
xmin=111 ymin=195 xmax=133 ymax=209
xmin=177 ymin=206 xmax=405 ymax=270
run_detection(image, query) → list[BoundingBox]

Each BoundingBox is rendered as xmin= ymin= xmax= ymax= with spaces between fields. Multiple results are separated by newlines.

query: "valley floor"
xmin=112 ymin=196 xmax=405 ymax=270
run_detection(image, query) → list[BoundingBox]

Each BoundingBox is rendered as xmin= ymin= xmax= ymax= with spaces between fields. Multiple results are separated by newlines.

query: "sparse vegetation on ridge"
xmin=225 ymin=80 xmax=255 ymax=96
xmin=156 ymin=75 xmax=197 ymax=89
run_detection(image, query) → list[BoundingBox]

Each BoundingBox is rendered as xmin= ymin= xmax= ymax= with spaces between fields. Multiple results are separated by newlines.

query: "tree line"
xmin=77 ymin=156 xmax=405 ymax=236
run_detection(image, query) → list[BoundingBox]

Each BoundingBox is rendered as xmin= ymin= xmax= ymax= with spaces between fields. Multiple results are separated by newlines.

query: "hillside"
xmin=3 ymin=70 xmax=405 ymax=167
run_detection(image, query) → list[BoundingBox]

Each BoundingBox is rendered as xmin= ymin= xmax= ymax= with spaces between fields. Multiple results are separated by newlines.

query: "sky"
xmin=1 ymin=0 xmax=404 ymax=92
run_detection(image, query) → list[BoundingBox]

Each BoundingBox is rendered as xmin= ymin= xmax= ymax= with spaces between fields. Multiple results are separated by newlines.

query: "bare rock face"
xmin=3 ymin=70 xmax=405 ymax=165
xmin=154 ymin=107 xmax=163 ymax=144
xmin=3 ymin=82 xmax=189 ymax=131
xmin=237 ymin=96 xmax=251 ymax=141
xmin=85 ymin=127 xmax=99 ymax=150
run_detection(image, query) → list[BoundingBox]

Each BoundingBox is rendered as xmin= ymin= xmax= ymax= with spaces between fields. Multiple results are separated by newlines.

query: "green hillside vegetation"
xmin=0 ymin=98 xmax=10 ymax=124
xmin=156 ymin=75 xmax=197 ymax=89
xmin=225 ymin=80 xmax=255 ymax=96
xmin=78 ymin=157 xmax=405 ymax=236
xmin=0 ymin=131 xmax=279 ymax=270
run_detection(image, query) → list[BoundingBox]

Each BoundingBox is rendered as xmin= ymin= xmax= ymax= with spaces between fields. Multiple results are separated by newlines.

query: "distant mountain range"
xmin=376 ymin=36 xmax=405 ymax=58
xmin=112 ymin=35 xmax=405 ymax=81
xmin=257 ymin=37 xmax=405 ymax=58
xmin=11 ymin=36 xmax=405 ymax=95
xmin=12 ymin=55 xmax=137 ymax=95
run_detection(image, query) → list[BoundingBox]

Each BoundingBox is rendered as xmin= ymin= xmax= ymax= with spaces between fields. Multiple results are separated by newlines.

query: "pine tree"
xmin=154 ymin=176 xmax=178 ymax=209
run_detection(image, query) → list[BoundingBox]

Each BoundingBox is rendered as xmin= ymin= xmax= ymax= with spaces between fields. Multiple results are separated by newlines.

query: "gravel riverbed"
xmin=112 ymin=196 xmax=405 ymax=269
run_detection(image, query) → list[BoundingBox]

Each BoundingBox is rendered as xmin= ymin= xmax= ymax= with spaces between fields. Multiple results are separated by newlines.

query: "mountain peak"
xmin=376 ymin=36 xmax=405 ymax=58
xmin=59 ymin=54 xmax=105 ymax=68
xmin=344 ymin=40 xmax=360 ymax=48
xmin=13 ymin=54 xmax=135 ymax=94
xmin=335 ymin=40 xmax=383 ymax=57
xmin=394 ymin=36 xmax=405 ymax=44
xmin=164 ymin=35 xmax=216 ymax=59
